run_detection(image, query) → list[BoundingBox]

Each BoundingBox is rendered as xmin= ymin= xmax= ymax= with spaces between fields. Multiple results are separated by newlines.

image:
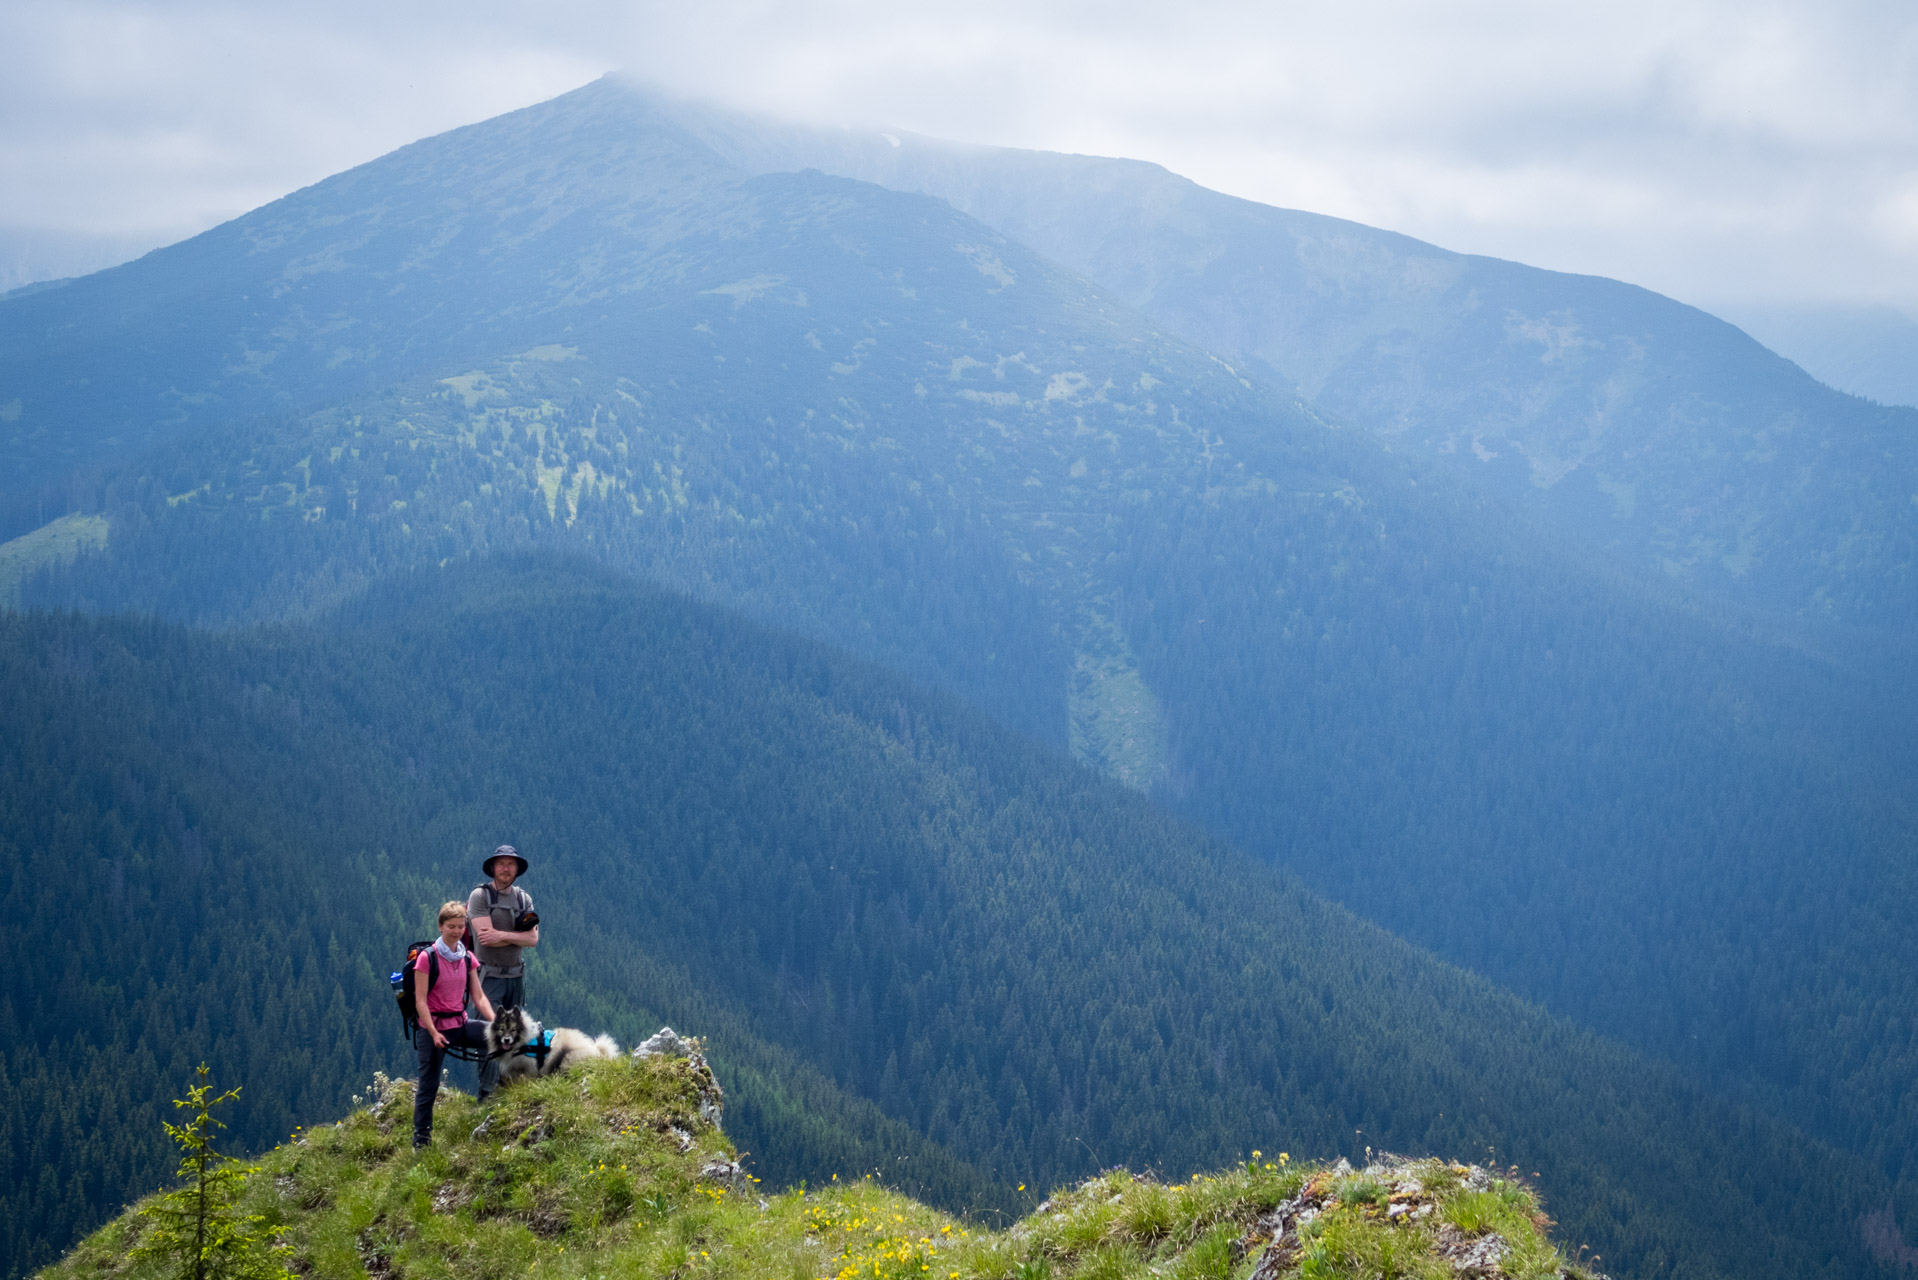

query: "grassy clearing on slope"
xmin=43 ymin=1054 xmax=1596 ymax=1280
xmin=0 ymin=512 xmax=107 ymax=602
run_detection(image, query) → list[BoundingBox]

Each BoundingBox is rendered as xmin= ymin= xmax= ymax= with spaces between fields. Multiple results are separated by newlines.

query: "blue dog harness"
xmin=518 ymin=1028 xmax=553 ymax=1072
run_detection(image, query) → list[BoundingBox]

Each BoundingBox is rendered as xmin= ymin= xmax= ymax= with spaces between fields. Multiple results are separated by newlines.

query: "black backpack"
xmin=391 ymin=940 xmax=440 ymax=1033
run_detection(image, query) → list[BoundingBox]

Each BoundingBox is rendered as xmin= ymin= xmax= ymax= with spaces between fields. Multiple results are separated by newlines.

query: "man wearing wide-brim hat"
xmin=468 ymin=844 xmax=539 ymax=1101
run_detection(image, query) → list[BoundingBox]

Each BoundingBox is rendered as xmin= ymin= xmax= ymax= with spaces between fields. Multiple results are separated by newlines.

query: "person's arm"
xmin=473 ymin=895 xmax=539 ymax=949
xmin=471 ymin=916 xmax=538 ymax=949
xmin=470 ymin=963 xmax=496 ymax=1022
xmin=415 ymin=962 xmax=447 ymax=1048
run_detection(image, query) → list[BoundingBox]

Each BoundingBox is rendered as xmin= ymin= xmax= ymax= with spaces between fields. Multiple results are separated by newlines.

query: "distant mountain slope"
xmin=1717 ymin=302 xmax=1918 ymax=410
xmin=0 ymin=77 xmax=1344 ymax=753
xmin=681 ymin=96 xmax=1918 ymax=633
xmin=0 ymin=80 xmax=755 ymax=541
xmin=6 ymin=76 xmax=1918 ymax=1264
xmin=2 ymin=557 xmax=1901 ymax=1280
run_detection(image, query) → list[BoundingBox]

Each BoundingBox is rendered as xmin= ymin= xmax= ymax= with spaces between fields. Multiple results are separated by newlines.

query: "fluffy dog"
xmin=486 ymin=1006 xmax=619 ymax=1084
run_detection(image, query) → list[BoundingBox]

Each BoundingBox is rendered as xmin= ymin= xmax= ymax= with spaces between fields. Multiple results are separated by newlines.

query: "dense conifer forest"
xmin=0 ymin=558 xmax=1901 ymax=1279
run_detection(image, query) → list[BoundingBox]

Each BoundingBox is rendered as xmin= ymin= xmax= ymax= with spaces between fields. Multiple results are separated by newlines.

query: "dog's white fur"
xmin=486 ymin=1006 xmax=619 ymax=1084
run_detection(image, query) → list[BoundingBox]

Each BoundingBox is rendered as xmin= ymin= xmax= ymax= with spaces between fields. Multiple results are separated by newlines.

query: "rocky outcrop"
xmin=632 ymin=1026 xmax=724 ymax=1129
xmin=1247 ymin=1155 xmax=1602 ymax=1280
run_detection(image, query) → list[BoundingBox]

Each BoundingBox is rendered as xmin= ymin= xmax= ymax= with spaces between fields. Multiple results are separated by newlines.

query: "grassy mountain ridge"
xmin=42 ymin=1053 xmax=1603 ymax=1280
xmin=3 ymin=556 xmax=1906 ymax=1279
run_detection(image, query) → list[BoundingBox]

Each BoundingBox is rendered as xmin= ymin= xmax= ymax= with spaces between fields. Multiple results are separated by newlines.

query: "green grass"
xmin=41 ymin=1056 xmax=1593 ymax=1280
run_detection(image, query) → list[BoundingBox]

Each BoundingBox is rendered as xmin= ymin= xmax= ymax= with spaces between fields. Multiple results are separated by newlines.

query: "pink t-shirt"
xmin=415 ymin=944 xmax=478 ymax=1029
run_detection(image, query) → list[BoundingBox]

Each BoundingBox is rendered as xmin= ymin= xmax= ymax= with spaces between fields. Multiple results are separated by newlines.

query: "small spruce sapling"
xmin=132 ymin=1064 xmax=291 ymax=1280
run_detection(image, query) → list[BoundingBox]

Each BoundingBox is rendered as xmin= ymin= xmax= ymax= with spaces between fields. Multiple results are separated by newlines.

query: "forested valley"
xmin=0 ymin=557 xmax=1902 ymax=1280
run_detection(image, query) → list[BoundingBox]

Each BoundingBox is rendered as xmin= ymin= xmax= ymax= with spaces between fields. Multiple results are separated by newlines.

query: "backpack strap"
xmin=425 ymin=948 xmax=441 ymax=1030
xmin=475 ymin=883 xmax=531 ymax=917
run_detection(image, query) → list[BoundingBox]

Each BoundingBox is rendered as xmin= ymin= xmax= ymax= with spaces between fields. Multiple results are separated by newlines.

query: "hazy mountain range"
xmin=658 ymin=100 xmax=1918 ymax=633
xmin=17 ymin=79 xmax=1913 ymax=630
xmin=1716 ymin=301 xmax=1918 ymax=411
xmin=4 ymin=76 xmax=1916 ymax=1278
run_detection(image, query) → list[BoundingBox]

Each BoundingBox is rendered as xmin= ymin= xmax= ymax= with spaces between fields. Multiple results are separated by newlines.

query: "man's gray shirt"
xmin=467 ymin=883 xmax=534 ymax=974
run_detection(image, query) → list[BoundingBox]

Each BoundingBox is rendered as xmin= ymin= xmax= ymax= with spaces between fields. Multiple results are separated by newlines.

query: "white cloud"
xmin=1 ymin=0 xmax=1914 ymax=311
xmin=1876 ymin=177 xmax=1918 ymax=247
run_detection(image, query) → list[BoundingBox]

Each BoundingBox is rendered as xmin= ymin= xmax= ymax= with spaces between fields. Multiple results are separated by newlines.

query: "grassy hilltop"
xmin=46 ymin=1050 xmax=1597 ymax=1280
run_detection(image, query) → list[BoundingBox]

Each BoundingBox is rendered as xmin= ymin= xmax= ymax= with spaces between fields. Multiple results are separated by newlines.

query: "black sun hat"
xmin=483 ymin=844 xmax=529 ymax=877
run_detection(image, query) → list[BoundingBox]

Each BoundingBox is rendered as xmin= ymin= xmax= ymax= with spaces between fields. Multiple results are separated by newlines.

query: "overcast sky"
xmin=3 ymin=0 xmax=1915 ymax=317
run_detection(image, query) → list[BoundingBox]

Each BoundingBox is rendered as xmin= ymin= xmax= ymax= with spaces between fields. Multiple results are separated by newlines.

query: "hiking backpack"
xmin=391 ymin=940 xmax=439 ymax=1033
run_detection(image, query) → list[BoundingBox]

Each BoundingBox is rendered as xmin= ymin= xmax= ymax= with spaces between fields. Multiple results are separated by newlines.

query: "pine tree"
xmin=131 ymin=1066 xmax=289 ymax=1280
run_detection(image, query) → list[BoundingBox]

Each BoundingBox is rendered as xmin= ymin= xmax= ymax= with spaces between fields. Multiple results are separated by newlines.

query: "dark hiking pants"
xmin=476 ymin=971 xmax=524 ymax=1099
xmin=413 ymin=1020 xmax=490 ymax=1147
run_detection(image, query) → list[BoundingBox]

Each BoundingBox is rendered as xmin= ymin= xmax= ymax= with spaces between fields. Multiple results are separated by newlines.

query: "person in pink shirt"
xmin=411 ymin=900 xmax=496 ymax=1150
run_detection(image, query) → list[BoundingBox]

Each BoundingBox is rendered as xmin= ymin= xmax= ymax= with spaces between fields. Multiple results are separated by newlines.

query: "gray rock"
xmin=633 ymin=1026 xmax=697 ymax=1058
xmin=698 ymin=1157 xmax=750 ymax=1191
xmin=1435 ymin=1227 xmax=1508 ymax=1277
